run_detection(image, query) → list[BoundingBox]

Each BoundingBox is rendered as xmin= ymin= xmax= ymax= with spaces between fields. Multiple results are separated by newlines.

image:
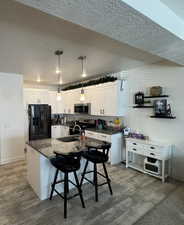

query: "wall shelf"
xmin=144 ymin=95 xmax=169 ymax=98
xmin=150 ymin=115 xmax=176 ymax=119
xmin=133 ymin=105 xmax=154 ymax=108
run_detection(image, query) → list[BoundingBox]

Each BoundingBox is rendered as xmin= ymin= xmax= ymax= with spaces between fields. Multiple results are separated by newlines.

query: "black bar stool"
xmin=49 ymin=152 xmax=85 ymax=218
xmin=80 ymin=143 xmax=113 ymax=202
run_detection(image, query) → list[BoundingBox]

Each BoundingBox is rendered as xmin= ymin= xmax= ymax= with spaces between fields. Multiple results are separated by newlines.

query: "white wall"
xmin=125 ymin=62 xmax=184 ymax=181
xmin=24 ymin=82 xmax=57 ymax=91
xmin=0 ymin=72 xmax=25 ymax=164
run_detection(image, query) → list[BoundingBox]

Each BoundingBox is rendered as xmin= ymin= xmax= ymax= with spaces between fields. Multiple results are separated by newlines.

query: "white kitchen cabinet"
xmin=89 ymin=80 xmax=128 ymax=116
xmin=48 ymin=91 xmax=64 ymax=114
xmin=61 ymin=125 xmax=69 ymax=137
xmin=51 ymin=125 xmax=69 ymax=139
xmin=58 ymin=80 xmax=128 ymax=116
xmin=24 ymin=89 xmax=65 ymax=114
xmin=85 ymin=130 xmax=122 ymax=165
xmin=62 ymin=91 xmax=75 ymax=114
xmin=90 ymin=86 xmax=103 ymax=115
xmin=48 ymin=91 xmax=57 ymax=114
xmin=24 ymin=88 xmax=49 ymax=105
xmin=51 ymin=126 xmax=62 ymax=139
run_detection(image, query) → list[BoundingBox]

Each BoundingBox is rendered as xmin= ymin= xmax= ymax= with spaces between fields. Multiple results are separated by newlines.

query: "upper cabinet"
xmin=24 ymin=89 xmax=49 ymax=106
xmin=48 ymin=91 xmax=57 ymax=114
xmin=89 ymin=80 xmax=128 ymax=116
xmin=24 ymin=80 xmax=128 ymax=116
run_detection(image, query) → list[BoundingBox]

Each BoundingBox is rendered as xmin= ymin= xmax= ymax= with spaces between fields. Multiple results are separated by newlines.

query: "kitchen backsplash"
xmin=52 ymin=113 xmax=124 ymax=127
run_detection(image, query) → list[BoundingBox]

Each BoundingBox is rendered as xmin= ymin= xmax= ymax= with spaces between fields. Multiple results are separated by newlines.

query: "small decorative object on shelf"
xmin=133 ymin=92 xmax=153 ymax=108
xmin=132 ymin=88 xmax=176 ymax=119
xmin=154 ymin=99 xmax=167 ymax=116
xmin=134 ymin=92 xmax=144 ymax=105
xmin=150 ymin=86 xmax=162 ymax=96
xmin=152 ymin=100 xmax=176 ymax=119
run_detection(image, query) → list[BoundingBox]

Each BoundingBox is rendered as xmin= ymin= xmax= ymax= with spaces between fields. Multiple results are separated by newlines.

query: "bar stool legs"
xmin=80 ymin=160 xmax=89 ymax=187
xmin=50 ymin=169 xmax=59 ymax=200
xmin=80 ymin=160 xmax=113 ymax=202
xmin=73 ymin=171 xmax=85 ymax=208
xmin=64 ymin=172 xmax=68 ymax=218
xmin=102 ymin=163 xmax=113 ymax=195
xmin=50 ymin=169 xmax=85 ymax=219
xmin=93 ymin=163 xmax=98 ymax=202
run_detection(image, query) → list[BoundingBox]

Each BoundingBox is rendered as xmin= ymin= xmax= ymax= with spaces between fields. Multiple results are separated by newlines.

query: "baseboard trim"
xmin=0 ymin=156 xmax=25 ymax=165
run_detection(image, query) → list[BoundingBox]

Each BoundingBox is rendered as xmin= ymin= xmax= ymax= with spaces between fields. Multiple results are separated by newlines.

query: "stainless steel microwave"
xmin=74 ymin=103 xmax=91 ymax=114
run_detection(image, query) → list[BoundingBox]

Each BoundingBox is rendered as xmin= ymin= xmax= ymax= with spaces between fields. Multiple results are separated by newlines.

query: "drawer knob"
xmin=150 ymin=153 xmax=155 ymax=156
xmin=133 ymin=143 xmax=137 ymax=145
xmin=150 ymin=146 xmax=155 ymax=149
xmin=133 ymin=148 xmax=137 ymax=151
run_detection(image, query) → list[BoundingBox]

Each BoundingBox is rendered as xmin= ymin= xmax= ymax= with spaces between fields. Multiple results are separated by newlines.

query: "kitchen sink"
xmin=57 ymin=136 xmax=79 ymax=142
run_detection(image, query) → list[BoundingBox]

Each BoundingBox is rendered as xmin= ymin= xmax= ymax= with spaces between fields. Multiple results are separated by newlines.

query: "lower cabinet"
xmin=26 ymin=145 xmax=93 ymax=200
xmin=85 ymin=130 xmax=123 ymax=165
xmin=51 ymin=125 xmax=69 ymax=139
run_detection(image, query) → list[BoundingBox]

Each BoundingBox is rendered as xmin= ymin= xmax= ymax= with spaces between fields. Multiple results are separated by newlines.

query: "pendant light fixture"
xmin=80 ymin=85 xmax=85 ymax=102
xmin=55 ymin=50 xmax=63 ymax=101
xmin=36 ymin=74 xmax=41 ymax=83
xmin=78 ymin=56 xmax=87 ymax=102
xmin=78 ymin=56 xmax=87 ymax=78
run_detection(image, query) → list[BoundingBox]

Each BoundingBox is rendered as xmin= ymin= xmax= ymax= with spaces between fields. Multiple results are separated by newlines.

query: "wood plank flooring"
xmin=0 ymin=160 xmax=183 ymax=225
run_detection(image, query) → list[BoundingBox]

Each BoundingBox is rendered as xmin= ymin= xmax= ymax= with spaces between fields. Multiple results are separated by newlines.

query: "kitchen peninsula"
xmin=26 ymin=136 xmax=108 ymax=200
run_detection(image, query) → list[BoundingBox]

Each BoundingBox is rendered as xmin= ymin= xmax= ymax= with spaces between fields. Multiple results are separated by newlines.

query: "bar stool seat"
xmin=82 ymin=150 xmax=108 ymax=164
xmin=50 ymin=152 xmax=85 ymax=219
xmin=50 ymin=156 xmax=80 ymax=172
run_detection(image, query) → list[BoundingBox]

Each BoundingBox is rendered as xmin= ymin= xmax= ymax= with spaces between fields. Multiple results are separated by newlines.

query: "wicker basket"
xmin=150 ymin=86 xmax=162 ymax=96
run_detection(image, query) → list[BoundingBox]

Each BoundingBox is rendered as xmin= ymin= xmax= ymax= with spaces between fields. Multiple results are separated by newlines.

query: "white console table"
xmin=125 ymin=138 xmax=173 ymax=182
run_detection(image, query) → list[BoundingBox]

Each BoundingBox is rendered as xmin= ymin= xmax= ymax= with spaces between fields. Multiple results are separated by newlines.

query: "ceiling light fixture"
xmin=55 ymin=50 xmax=63 ymax=101
xmin=37 ymin=75 xmax=41 ymax=83
xmin=78 ymin=56 xmax=87 ymax=78
xmin=80 ymin=86 xmax=85 ymax=102
xmin=78 ymin=56 xmax=87 ymax=102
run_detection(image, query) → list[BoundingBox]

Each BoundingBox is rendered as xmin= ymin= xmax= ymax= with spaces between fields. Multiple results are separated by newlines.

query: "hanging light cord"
xmin=81 ymin=57 xmax=84 ymax=75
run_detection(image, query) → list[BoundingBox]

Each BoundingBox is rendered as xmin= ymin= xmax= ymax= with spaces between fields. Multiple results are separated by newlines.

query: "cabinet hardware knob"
xmin=133 ymin=143 xmax=137 ymax=145
xmin=150 ymin=153 xmax=155 ymax=156
xmin=133 ymin=148 xmax=137 ymax=151
xmin=150 ymin=147 xmax=155 ymax=149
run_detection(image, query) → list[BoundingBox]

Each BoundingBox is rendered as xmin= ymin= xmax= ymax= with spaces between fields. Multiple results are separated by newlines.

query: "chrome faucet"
xmin=73 ymin=123 xmax=82 ymax=134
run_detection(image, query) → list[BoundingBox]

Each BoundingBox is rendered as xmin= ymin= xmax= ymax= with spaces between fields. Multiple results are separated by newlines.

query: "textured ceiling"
xmin=161 ymin=0 xmax=184 ymax=21
xmin=0 ymin=1 xmax=161 ymax=85
xmin=14 ymin=0 xmax=184 ymax=65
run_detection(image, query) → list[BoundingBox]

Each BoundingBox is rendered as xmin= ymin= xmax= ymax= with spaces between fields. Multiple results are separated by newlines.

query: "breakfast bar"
xmin=26 ymin=135 xmax=108 ymax=200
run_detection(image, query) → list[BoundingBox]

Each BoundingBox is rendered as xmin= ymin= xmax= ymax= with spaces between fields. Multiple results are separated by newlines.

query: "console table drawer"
xmin=127 ymin=146 xmax=143 ymax=155
xmin=144 ymin=144 xmax=162 ymax=153
xmin=127 ymin=141 xmax=143 ymax=149
xmin=144 ymin=150 xmax=162 ymax=159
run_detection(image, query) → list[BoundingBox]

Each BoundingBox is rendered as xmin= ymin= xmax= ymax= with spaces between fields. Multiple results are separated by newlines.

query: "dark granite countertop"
xmin=51 ymin=122 xmax=71 ymax=127
xmin=27 ymin=135 xmax=108 ymax=159
xmin=86 ymin=128 xmax=122 ymax=135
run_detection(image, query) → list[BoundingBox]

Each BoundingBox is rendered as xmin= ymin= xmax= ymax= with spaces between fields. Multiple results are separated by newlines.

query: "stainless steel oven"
xmin=74 ymin=103 xmax=91 ymax=114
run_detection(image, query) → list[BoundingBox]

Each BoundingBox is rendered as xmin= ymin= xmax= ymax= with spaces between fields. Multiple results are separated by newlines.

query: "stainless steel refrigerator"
xmin=28 ymin=104 xmax=51 ymax=141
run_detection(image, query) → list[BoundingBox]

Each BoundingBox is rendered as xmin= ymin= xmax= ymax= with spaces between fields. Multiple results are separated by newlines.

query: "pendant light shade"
xmin=57 ymin=92 xmax=62 ymax=101
xmin=55 ymin=50 xmax=63 ymax=101
xmin=80 ymin=87 xmax=85 ymax=102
